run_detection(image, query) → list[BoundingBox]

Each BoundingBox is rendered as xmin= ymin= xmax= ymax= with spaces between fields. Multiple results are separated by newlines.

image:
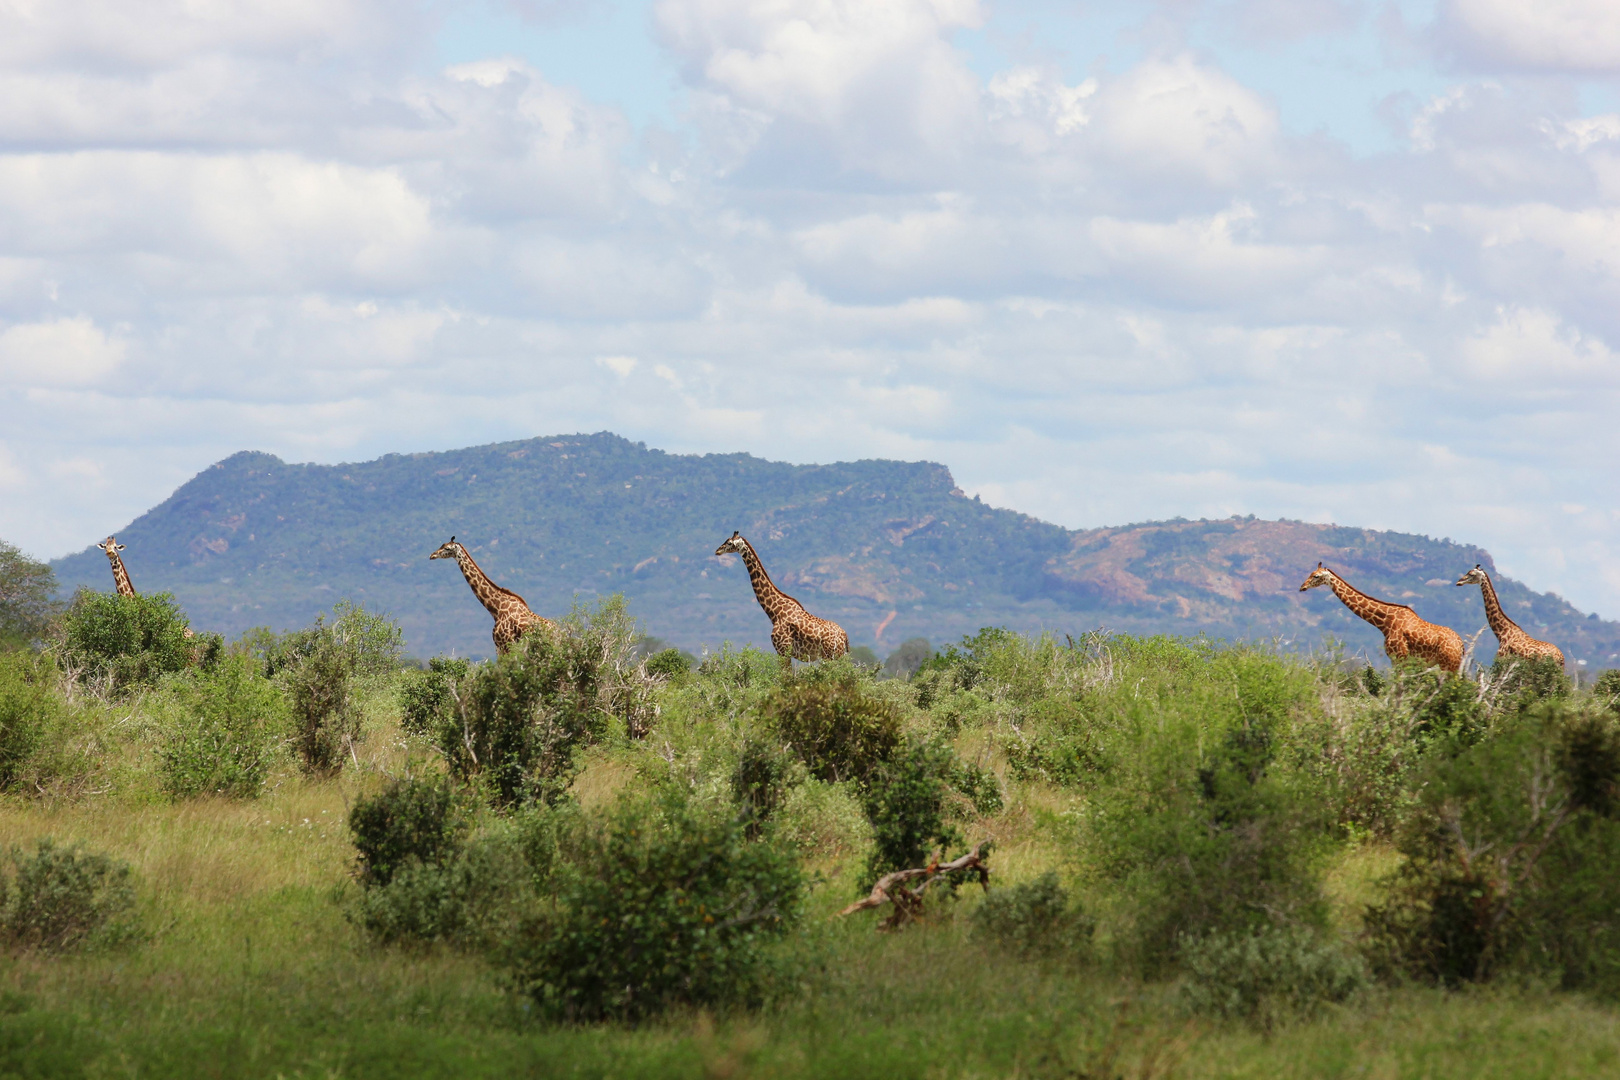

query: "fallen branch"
xmin=839 ymin=844 xmax=991 ymax=928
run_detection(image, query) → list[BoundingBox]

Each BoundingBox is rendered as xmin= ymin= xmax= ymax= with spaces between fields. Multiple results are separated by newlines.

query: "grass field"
xmin=3 ymin=607 xmax=1619 ymax=1078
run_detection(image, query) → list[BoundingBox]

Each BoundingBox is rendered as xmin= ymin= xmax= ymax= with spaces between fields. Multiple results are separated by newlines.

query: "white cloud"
xmin=1439 ymin=0 xmax=1620 ymax=72
xmin=0 ymin=316 xmax=125 ymax=387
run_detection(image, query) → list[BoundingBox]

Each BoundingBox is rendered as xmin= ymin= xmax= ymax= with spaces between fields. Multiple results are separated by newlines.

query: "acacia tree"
xmin=0 ymin=539 xmax=59 ymax=649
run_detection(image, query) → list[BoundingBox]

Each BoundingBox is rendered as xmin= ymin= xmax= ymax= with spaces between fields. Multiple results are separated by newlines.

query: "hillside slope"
xmin=50 ymin=432 xmax=1620 ymax=667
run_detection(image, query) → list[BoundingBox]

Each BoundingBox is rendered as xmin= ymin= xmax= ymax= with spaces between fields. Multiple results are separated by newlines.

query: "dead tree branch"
xmin=838 ymin=844 xmax=992 ymax=929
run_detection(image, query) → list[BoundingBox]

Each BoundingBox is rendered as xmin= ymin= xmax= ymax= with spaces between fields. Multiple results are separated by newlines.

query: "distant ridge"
xmin=48 ymin=432 xmax=1620 ymax=667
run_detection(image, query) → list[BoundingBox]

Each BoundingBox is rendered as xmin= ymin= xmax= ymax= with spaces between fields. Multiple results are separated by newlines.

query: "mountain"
xmin=49 ymin=432 xmax=1620 ymax=669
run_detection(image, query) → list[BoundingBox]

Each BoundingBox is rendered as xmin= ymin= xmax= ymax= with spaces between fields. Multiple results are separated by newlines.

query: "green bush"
xmin=159 ymin=656 xmax=286 ymax=800
xmin=1594 ymin=669 xmax=1620 ymax=714
xmin=0 ymin=838 xmax=138 ymax=952
xmin=971 ymin=872 xmax=1093 ymax=959
xmin=1086 ymin=652 xmax=1333 ymax=974
xmin=0 ymin=652 xmax=59 ymax=789
xmin=1366 ymin=704 xmax=1620 ymax=988
xmin=284 ymin=632 xmax=361 ymax=776
xmin=859 ymin=737 xmax=963 ymax=889
xmin=398 ymin=657 xmax=469 ymax=740
xmin=1179 ymin=926 xmax=1367 ymax=1026
xmin=502 ymin=789 xmax=805 ymax=1022
xmin=1489 ymin=655 xmax=1571 ymax=714
xmin=882 ymin=638 xmax=934 ymax=681
xmin=59 ymin=589 xmax=195 ymax=691
xmin=0 ymin=540 xmax=59 ymax=649
xmin=350 ymin=775 xmax=468 ymax=888
xmin=765 ymin=672 xmax=901 ymax=784
xmin=242 ymin=601 xmax=403 ymax=680
xmin=645 ymin=648 xmax=692 ymax=680
xmin=731 ymin=734 xmax=800 ymax=840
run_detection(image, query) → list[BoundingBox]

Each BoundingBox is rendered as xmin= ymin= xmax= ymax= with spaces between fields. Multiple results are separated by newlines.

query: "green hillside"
xmin=49 ymin=432 xmax=1620 ymax=668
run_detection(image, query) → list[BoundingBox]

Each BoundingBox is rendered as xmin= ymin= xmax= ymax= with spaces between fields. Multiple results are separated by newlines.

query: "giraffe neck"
xmin=1326 ymin=573 xmax=1403 ymax=631
xmin=106 ymin=552 xmax=135 ymax=597
xmin=454 ymin=548 xmax=508 ymax=619
xmin=736 ymin=539 xmax=793 ymax=622
xmin=1475 ymin=571 xmax=1522 ymax=639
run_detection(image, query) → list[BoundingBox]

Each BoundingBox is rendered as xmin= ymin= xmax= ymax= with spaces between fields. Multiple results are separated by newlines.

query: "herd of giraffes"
xmin=93 ymin=531 xmax=1559 ymax=674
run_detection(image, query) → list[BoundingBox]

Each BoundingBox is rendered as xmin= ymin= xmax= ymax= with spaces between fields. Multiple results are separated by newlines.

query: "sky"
xmin=2 ymin=0 xmax=1620 ymax=617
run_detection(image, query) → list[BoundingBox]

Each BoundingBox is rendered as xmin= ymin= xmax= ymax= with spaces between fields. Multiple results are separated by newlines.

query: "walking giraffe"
xmin=429 ymin=536 xmax=554 ymax=655
xmin=714 ymin=531 xmax=848 ymax=663
xmin=1299 ymin=562 xmax=1463 ymax=672
xmin=1455 ymin=564 xmax=1564 ymax=668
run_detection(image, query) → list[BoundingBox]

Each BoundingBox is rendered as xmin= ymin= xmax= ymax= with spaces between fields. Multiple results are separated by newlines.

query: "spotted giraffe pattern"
xmin=97 ymin=537 xmax=135 ymax=597
xmin=1300 ymin=562 xmax=1463 ymax=672
xmin=1455 ymin=564 xmax=1564 ymax=668
xmin=98 ymin=535 xmax=198 ymax=641
xmin=429 ymin=536 xmax=554 ymax=655
xmin=715 ymin=531 xmax=849 ymax=663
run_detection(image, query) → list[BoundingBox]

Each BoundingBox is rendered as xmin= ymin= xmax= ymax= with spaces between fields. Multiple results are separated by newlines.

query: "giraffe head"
xmin=429 ymin=536 xmax=466 ymax=561
xmin=97 ymin=536 xmax=125 ymax=558
xmin=714 ymin=531 xmax=747 ymax=557
xmin=1299 ymin=562 xmax=1336 ymax=592
xmin=1455 ymin=564 xmax=1489 ymax=587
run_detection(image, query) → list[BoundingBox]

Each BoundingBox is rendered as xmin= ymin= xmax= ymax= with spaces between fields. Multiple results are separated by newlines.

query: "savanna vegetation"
xmin=3 ymin=538 xmax=1620 ymax=1078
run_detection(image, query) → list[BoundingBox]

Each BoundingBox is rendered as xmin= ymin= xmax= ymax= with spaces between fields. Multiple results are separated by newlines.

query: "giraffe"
xmin=1455 ymin=564 xmax=1564 ymax=668
xmin=1299 ymin=562 xmax=1463 ymax=673
xmin=714 ymin=531 xmax=849 ymax=663
xmin=429 ymin=536 xmax=554 ymax=655
xmin=98 ymin=535 xmax=197 ymax=641
xmin=96 ymin=537 xmax=135 ymax=597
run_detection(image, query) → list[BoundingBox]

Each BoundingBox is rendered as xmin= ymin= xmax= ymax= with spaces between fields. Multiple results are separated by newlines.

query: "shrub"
xmin=502 ymin=789 xmax=805 ymax=1022
xmin=1086 ymin=654 xmax=1333 ymax=974
xmin=645 ymin=648 xmax=692 ymax=680
xmin=730 ymin=734 xmax=800 ymax=840
xmin=0 ymin=540 xmax=59 ymax=649
xmin=1179 ymin=926 xmax=1367 ymax=1026
xmin=350 ymin=775 xmax=468 ymax=888
xmin=882 ymin=638 xmax=934 ymax=681
xmin=159 ymin=656 xmax=286 ymax=800
xmin=971 ymin=872 xmax=1093 ymax=959
xmin=0 ymin=652 xmax=59 ymax=789
xmin=58 ymin=589 xmax=195 ymax=691
xmin=0 ymin=838 xmax=138 ymax=952
xmin=398 ymin=657 xmax=469 ymax=740
xmin=765 ymin=672 xmax=901 ymax=784
xmin=1488 ymin=655 xmax=1571 ymax=714
xmin=1366 ymin=704 xmax=1620 ymax=988
xmin=284 ymin=632 xmax=361 ymax=775
xmin=1594 ymin=669 xmax=1620 ymax=714
xmin=859 ymin=737 xmax=963 ymax=889
xmin=243 ymin=601 xmax=403 ymax=680
xmin=433 ymin=633 xmax=608 ymax=807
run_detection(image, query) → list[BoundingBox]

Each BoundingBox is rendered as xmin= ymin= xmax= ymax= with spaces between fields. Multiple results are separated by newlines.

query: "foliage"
xmin=0 ymin=651 xmax=60 ymax=789
xmin=350 ymin=774 xmax=469 ymax=889
xmin=0 ymin=838 xmax=138 ymax=952
xmin=1365 ymin=704 xmax=1620 ymax=989
xmin=284 ymin=631 xmax=362 ymax=775
xmin=731 ymin=733 xmax=800 ymax=840
xmin=858 ymin=737 xmax=964 ymax=889
xmin=423 ymin=619 xmax=620 ymax=807
xmin=502 ymin=789 xmax=806 ymax=1022
xmin=1085 ymin=649 xmax=1333 ymax=974
xmin=765 ymin=671 xmax=901 ymax=784
xmin=58 ymin=588 xmax=199 ymax=691
xmin=645 ymin=648 xmax=692 ymax=680
xmin=398 ymin=657 xmax=469 ymax=740
xmin=0 ymin=539 xmax=59 ymax=649
xmin=159 ymin=655 xmax=286 ymax=800
xmin=970 ymin=872 xmax=1093 ymax=959
xmin=241 ymin=600 xmax=404 ymax=680
xmin=1179 ymin=926 xmax=1368 ymax=1026
xmin=1595 ymin=668 xmax=1620 ymax=714
xmin=1488 ymin=655 xmax=1572 ymax=714
xmin=882 ymin=637 xmax=934 ymax=681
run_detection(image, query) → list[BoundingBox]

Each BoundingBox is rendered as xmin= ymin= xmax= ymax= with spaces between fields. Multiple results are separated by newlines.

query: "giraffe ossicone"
xmin=715 ymin=530 xmax=849 ymax=663
xmin=1454 ymin=564 xmax=1564 ymax=668
xmin=429 ymin=535 xmax=555 ymax=655
xmin=1299 ymin=562 xmax=1463 ymax=673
